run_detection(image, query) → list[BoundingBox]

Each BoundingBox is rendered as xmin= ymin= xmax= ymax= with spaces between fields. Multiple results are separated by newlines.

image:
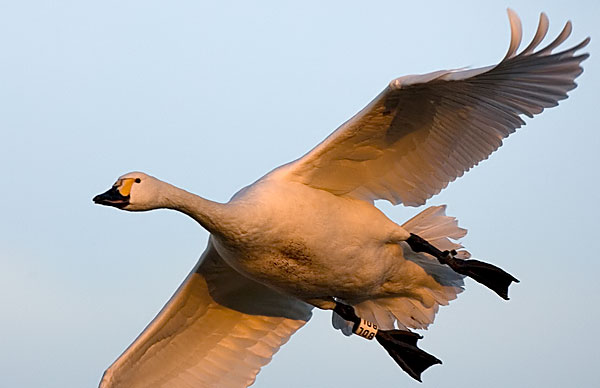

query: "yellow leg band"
xmin=353 ymin=318 xmax=378 ymax=340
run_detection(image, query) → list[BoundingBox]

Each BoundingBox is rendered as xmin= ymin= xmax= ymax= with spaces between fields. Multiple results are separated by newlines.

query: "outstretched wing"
xmin=99 ymin=239 xmax=313 ymax=388
xmin=284 ymin=10 xmax=589 ymax=206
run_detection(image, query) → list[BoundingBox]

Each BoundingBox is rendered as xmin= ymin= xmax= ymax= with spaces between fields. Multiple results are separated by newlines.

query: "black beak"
xmin=93 ymin=186 xmax=130 ymax=208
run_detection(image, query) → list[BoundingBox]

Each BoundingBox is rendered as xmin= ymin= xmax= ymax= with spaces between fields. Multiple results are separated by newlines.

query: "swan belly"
xmin=213 ymin=234 xmax=405 ymax=302
xmin=212 ymin=180 xmax=412 ymax=302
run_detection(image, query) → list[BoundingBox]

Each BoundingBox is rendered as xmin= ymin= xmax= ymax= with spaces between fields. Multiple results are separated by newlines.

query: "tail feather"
xmin=402 ymin=205 xmax=469 ymax=287
xmin=333 ymin=205 xmax=468 ymax=333
xmin=402 ymin=205 xmax=467 ymax=250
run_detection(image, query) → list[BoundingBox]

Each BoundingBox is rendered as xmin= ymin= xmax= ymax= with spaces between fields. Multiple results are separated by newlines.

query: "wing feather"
xmin=99 ymin=240 xmax=312 ymax=388
xmin=283 ymin=10 xmax=589 ymax=206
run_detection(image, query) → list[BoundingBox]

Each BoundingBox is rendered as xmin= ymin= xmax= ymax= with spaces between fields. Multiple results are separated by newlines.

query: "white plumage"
xmin=98 ymin=241 xmax=311 ymax=388
xmin=94 ymin=10 xmax=588 ymax=388
xmin=288 ymin=10 xmax=587 ymax=206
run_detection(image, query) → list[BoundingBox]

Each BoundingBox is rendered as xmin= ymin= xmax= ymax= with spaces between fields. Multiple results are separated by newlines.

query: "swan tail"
xmin=332 ymin=205 xmax=468 ymax=334
xmin=400 ymin=204 xmax=470 ymax=289
xmin=404 ymin=205 xmax=519 ymax=300
xmin=401 ymin=204 xmax=469 ymax=254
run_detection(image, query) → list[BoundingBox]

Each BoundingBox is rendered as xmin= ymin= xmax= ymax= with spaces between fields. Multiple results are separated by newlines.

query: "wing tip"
xmin=578 ymin=36 xmax=592 ymax=51
xmin=503 ymin=10 xmax=589 ymax=62
xmin=504 ymin=8 xmax=523 ymax=60
xmin=519 ymin=12 xmax=549 ymax=55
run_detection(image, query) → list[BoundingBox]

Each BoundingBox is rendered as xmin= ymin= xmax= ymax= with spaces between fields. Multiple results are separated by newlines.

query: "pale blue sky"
xmin=1 ymin=1 xmax=598 ymax=387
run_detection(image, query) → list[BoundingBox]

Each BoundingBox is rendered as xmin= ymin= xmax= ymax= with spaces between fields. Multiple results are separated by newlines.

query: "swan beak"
xmin=93 ymin=186 xmax=130 ymax=208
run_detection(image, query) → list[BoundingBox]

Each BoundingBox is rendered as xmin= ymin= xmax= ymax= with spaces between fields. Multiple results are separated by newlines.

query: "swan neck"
xmin=161 ymin=184 xmax=225 ymax=233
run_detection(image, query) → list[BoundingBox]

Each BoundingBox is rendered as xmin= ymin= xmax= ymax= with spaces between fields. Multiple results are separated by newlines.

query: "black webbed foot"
xmin=334 ymin=302 xmax=441 ymax=382
xmin=376 ymin=330 xmax=441 ymax=382
xmin=406 ymin=233 xmax=519 ymax=300
xmin=441 ymin=254 xmax=519 ymax=300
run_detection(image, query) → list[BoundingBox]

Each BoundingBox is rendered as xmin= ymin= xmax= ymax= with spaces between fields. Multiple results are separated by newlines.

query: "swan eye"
xmin=135 ymin=178 xmax=141 ymax=183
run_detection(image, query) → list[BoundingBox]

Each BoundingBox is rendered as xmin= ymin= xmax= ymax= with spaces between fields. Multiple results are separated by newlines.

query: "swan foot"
xmin=441 ymin=255 xmax=519 ymax=300
xmin=375 ymin=330 xmax=442 ymax=382
xmin=333 ymin=302 xmax=441 ymax=382
xmin=406 ymin=233 xmax=519 ymax=300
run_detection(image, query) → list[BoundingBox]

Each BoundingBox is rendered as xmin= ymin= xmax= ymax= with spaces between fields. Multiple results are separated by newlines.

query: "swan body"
xmin=94 ymin=10 xmax=588 ymax=388
xmin=165 ymin=170 xmax=412 ymax=303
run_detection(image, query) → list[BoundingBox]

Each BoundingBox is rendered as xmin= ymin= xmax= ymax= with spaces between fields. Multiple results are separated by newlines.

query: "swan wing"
xmin=99 ymin=239 xmax=313 ymax=388
xmin=284 ymin=10 xmax=589 ymax=206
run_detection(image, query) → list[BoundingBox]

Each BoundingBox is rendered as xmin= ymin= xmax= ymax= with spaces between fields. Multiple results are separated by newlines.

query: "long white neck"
xmin=157 ymin=182 xmax=227 ymax=235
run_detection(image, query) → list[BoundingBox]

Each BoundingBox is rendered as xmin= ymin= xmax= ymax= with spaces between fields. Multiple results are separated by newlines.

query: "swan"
xmin=93 ymin=10 xmax=589 ymax=388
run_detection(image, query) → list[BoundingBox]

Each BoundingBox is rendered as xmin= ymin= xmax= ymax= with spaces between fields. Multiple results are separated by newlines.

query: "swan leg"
xmin=405 ymin=233 xmax=519 ymax=300
xmin=332 ymin=302 xmax=441 ymax=382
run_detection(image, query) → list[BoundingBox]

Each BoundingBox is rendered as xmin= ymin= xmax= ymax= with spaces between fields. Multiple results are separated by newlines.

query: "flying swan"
xmin=93 ymin=9 xmax=589 ymax=387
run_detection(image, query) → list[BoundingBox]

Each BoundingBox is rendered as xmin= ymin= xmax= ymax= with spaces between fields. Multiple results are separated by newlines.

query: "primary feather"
xmin=285 ymin=9 xmax=589 ymax=206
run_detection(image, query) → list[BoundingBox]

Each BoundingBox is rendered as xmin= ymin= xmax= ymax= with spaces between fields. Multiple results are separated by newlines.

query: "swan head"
xmin=93 ymin=172 xmax=164 ymax=211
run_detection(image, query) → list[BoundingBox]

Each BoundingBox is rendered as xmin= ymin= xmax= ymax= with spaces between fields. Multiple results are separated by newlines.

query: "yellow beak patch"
xmin=116 ymin=178 xmax=135 ymax=197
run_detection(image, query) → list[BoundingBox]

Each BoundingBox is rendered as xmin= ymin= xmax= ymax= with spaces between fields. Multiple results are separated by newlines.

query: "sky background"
xmin=1 ymin=1 xmax=598 ymax=387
